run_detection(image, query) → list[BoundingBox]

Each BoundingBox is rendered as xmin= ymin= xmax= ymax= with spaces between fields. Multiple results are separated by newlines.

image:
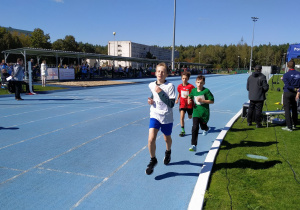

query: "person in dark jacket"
xmin=246 ymin=65 xmax=269 ymax=128
xmin=281 ymin=59 xmax=300 ymax=131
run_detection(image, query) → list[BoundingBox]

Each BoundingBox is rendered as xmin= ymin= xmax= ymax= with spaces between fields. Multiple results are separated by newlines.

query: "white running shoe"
xmin=203 ymin=127 xmax=210 ymax=136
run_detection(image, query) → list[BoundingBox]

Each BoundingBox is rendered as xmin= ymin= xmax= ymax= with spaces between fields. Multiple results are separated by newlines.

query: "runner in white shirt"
xmin=146 ymin=63 xmax=176 ymax=175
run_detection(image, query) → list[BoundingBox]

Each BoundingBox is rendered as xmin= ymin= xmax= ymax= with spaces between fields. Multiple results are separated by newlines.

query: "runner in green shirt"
xmin=188 ymin=75 xmax=214 ymax=151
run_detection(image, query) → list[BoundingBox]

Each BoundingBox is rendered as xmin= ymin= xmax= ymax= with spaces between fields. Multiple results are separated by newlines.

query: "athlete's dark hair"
xmin=196 ymin=75 xmax=205 ymax=82
xmin=181 ymin=71 xmax=191 ymax=79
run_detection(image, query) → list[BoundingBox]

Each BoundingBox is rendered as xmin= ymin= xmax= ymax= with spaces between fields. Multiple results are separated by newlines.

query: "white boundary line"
xmin=71 ymin=122 xmax=182 ymax=209
xmin=188 ymin=108 xmax=243 ymax=210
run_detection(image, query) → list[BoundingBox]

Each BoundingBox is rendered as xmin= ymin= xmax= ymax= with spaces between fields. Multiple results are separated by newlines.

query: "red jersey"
xmin=177 ymin=83 xmax=195 ymax=109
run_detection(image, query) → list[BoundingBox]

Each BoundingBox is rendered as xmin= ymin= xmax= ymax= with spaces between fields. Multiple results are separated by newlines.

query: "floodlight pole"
xmin=199 ymin=52 xmax=201 ymax=70
xmin=113 ymin=32 xmax=116 ymax=67
xmin=171 ymin=0 xmax=176 ymax=71
xmin=249 ymin=17 xmax=258 ymax=73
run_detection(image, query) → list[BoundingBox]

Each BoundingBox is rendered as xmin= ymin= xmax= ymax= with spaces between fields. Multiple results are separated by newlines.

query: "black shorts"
xmin=179 ymin=108 xmax=193 ymax=115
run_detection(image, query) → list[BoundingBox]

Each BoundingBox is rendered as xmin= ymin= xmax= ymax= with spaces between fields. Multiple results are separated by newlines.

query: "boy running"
xmin=175 ymin=72 xmax=195 ymax=136
xmin=146 ymin=63 xmax=176 ymax=175
xmin=188 ymin=75 xmax=214 ymax=152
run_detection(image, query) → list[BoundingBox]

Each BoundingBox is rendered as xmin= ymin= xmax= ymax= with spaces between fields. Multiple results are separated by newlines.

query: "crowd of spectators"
xmin=1 ymin=58 xmax=208 ymax=87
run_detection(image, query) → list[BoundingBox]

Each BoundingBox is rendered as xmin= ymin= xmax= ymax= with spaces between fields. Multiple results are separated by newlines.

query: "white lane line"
xmin=0 ymin=105 xmax=67 ymax=119
xmin=0 ymin=128 xmax=64 ymax=150
xmin=71 ymin=122 xmax=182 ymax=209
xmin=0 ymin=166 xmax=25 ymax=172
xmin=0 ymin=104 xmax=148 ymax=150
xmin=188 ymin=109 xmax=242 ymax=210
xmin=70 ymin=145 xmax=147 ymax=209
xmin=3 ymin=97 xmax=146 ymax=128
xmin=37 ymin=167 xmax=102 ymax=179
xmin=0 ymin=116 xmax=149 ymax=186
xmin=5 ymin=103 xmax=122 ymax=128
xmin=211 ymin=109 xmax=236 ymax=114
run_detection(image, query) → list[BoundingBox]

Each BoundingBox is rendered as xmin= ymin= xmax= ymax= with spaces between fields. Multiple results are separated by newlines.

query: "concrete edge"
xmin=188 ymin=108 xmax=243 ymax=210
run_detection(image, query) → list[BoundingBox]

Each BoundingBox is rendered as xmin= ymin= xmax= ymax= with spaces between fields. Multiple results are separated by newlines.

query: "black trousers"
xmin=14 ymin=81 xmax=22 ymax=99
xmin=191 ymin=117 xmax=208 ymax=146
xmin=283 ymin=91 xmax=298 ymax=129
xmin=247 ymin=100 xmax=263 ymax=124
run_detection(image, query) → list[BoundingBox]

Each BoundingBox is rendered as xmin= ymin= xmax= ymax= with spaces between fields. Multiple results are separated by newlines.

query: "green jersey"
xmin=189 ymin=87 xmax=214 ymax=122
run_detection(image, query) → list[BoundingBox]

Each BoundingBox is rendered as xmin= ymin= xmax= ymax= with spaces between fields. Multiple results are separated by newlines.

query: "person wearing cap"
xmin=246 ymin=65 xmax=269 ymax=128
xmin=282 ymin=59 xmax=300 ymax=131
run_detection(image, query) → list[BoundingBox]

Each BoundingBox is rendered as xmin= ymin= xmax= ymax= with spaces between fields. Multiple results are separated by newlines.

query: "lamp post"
xmin=113 ymin=32 xmax=116 ymax=66
xmin=249 ymin=17 xmax=258 ymax=73
xmin=238 ymin=55 xmax=240 ymax=69
xmin=171 ymin=0 xmax=176 ymax=71
xmin=244 ymin=57 xmax=246 ymax=69
xmin=199 ymin=52 xmax=201 ymax=70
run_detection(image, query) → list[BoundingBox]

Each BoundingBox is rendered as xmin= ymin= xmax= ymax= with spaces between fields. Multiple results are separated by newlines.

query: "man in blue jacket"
xmin=282 ymin=59 xmax=300 ymax=131
xmin=247 ymin=65 xmax=269 ymax=128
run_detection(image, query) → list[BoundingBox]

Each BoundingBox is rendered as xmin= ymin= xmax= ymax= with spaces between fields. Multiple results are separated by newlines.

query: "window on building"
xmin=118 ymin=49 xmax=122 ymax=52
xmin=118 ymin=45 xmax=122 ymax=47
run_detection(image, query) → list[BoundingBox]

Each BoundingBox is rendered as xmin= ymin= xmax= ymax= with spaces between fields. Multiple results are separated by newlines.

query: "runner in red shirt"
xmin=175 ymin=72 xmax=195 ymax=136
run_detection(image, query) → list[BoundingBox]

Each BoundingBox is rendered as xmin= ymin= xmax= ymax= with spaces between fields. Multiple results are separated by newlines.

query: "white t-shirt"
xmin=149 ymin=81 xmax=176 ymax=124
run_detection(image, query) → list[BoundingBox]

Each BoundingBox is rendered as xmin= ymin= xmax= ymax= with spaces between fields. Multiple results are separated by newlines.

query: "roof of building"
xmin=2 ymin=47 xmax=210 ymax=67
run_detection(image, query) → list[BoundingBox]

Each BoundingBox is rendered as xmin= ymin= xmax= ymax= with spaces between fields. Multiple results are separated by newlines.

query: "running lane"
xmin=0 ymin=74 xmax=249 ymax=209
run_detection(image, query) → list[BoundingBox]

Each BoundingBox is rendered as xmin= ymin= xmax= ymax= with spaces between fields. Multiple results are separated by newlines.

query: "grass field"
xmin=0 ymin=84 xmax=67 ymax=95
xmin=204 ymin=74 xmax=300 ymax=209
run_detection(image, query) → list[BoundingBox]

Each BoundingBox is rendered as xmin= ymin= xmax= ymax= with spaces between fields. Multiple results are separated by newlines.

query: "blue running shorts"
xmin=149 ymin=118 xmax=173 ymax=136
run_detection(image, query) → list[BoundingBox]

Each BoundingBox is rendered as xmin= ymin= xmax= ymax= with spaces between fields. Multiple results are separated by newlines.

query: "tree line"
xmin=0 ymin=27 xmax=295 ymax=68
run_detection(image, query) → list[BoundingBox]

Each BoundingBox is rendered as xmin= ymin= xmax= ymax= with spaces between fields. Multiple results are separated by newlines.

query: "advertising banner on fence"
xmin=47 ymin=68 xmax=59 ymax=80
xmin=59 ymin=68 xmax=75 ymax=80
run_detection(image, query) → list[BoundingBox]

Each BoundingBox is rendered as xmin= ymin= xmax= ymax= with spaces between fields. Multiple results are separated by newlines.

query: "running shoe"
xmin=145 ymin=157 xmax=158 ymax=175
xmin=202 ymin=127 xmax=210 ymax=136
xmin=179 ymin=131 xmax=185 ymax=137
xmin=282 ymin=126 xmax=292 ymax=132
xmin=292 ymin=125 xmax=296 ymax=130
xmin=164 ymin=150 xmax=171 ymax=165
xmin=189 ymin=145 xmax=197 ymax=152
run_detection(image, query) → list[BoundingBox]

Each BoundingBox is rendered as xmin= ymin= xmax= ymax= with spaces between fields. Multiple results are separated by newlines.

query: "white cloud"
xmin=53 ymin=0 xmax=64 ymax=3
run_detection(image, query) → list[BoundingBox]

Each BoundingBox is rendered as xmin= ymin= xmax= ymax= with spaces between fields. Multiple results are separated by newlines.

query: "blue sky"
xmin=1 ymin=0 xmax=298 ymax=47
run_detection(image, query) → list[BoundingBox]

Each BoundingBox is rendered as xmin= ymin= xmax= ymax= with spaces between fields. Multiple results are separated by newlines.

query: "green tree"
xmin=30 ymin=28 xmax=51 ymax=49
xmin=62 ymin=35 xmax=79 ymax=51
xmin=0 ymin=27 xmax=22 ymax=60
xmin=52 ymin=39 xmax=64 ymax=50
xmin=78 ymin=42 xmax=95 ymax=53
xmin=95 ymin=45 xmax=108 ymax=54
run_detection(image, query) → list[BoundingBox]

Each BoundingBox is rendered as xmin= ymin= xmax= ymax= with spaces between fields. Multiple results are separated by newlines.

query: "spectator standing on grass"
xmin=188 ymin=75 xmax=214 ymax=152
xmin=12 ymin=58 xmax=24 ymax=101
xmin=175 ymin=71 xmax=195 ymax=137
xmin=282 ymin=59 xmax=300 ymax=131
xmin=146 ymin=62 xmax=176 ymax=175
xmin=246 ymin=65 xmax=269 ymax=128
xmin=41 ymin=60 xmax=48 ymax=87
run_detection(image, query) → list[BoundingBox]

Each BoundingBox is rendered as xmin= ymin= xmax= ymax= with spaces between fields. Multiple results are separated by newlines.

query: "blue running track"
xmin=0 ymin=74 xmax=249 ymax=210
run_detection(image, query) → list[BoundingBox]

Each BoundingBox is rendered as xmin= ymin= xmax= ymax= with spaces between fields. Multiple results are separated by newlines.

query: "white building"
xmin=108 ymin=41 xmax=179 ymax=68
